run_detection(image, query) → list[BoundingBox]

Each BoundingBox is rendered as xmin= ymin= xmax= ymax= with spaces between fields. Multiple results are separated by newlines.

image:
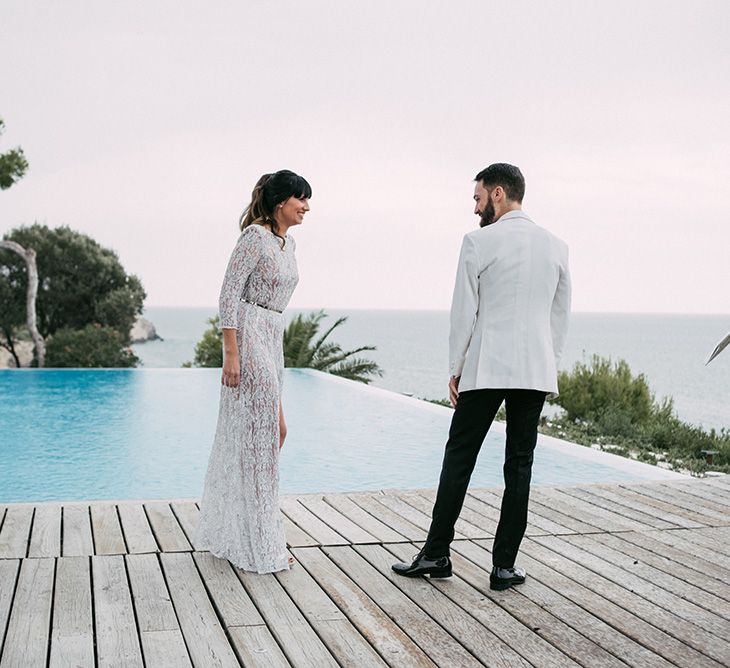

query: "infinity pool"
xmin=0 ymin=369 xmax=684 ymax=503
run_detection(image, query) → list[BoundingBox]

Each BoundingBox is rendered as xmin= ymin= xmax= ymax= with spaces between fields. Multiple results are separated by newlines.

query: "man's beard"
xmin=479 ymin=199 xmax=496 ymax=227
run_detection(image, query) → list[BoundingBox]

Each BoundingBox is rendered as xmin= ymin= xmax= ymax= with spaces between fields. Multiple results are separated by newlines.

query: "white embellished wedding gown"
xmin=195 ymin=223 xmax=298 ymax=573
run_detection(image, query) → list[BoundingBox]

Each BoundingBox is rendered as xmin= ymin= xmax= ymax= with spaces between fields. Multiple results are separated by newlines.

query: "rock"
xmin=0 ymin=341 xmax=34 ymax=368
xmin=130 ymin=317 xmax=162 ymax=343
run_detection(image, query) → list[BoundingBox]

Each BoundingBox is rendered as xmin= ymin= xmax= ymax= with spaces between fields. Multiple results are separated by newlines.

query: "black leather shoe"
xmin=490 ymin=566 xmax=526 ymax=590
xmin=392 ymin=550 xmax=452 ymax=578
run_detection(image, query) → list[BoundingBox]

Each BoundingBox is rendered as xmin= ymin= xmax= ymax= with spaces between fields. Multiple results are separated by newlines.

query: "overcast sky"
xmin=2 ymin=1 xmax=729 ymax=312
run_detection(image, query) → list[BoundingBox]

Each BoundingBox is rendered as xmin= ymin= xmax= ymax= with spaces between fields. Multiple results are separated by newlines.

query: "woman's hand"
xmin=221 ymin=329 xmax=240 ymax=387
xmin=221 ymin=353 xmax=240 ymax=387
xmin=279 ymin=402 xmax=287 ymax=449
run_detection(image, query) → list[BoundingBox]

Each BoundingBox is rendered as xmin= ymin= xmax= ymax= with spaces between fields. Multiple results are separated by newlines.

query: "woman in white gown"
xmin=195 ymin=170 xmax=311 ymax=573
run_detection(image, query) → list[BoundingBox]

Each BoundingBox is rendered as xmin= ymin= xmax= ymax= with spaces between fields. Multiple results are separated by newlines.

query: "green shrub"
xmin=183 ymin=316 xmax=223 ymax=368
xmin=552 ymin=355 xmax=662 ymax=426
xmin=45 ymin=324 xmax=139 ymax=367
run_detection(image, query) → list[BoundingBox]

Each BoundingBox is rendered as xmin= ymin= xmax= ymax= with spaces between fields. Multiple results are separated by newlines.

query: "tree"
xmin=185 ymin=310 xmax=383 ymax=384
xmin=0 ymin=240 xmax=45 ymax=366
xmin=0 ymin=224 xmax=145 ymax=367
xmin=182 ymin=316 xmax=223 ymax=368
xmin=283 ymin=311 xmax=382 ymax=383
xmin=0 ymin=118 xmax=28 ymax=190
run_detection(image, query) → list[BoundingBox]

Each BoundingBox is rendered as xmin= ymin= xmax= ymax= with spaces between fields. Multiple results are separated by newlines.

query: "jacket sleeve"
xmin=449 ymin=234 xmax=480 ymax=377
xmin=550 ymin=244 xmax=572 ymax=364
xmin=218 ymin=227 xmax=263 ymax=330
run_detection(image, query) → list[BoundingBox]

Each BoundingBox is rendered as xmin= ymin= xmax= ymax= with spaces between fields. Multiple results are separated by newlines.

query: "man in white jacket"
xmin=393 ymin=163 xmax=571 ymax=590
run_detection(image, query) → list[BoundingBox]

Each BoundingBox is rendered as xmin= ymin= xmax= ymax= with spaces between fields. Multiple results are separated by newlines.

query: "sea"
xmin=133 ymin=308 xmax=730 ymax=432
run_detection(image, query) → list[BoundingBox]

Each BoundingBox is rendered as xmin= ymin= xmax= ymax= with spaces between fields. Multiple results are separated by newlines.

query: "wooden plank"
xmin=558 ymin=485 xmax=680 ymax=529
xmin=138 ymin=630 xmax=193 ymax=668
xmin=170 ymin=502 xmax=202 ymax=550
xmin=0 ymin=506 xmax=33 ymax=558
xmin=694 ymin=526 xmax=730 ymax=554
xmin=663 ymin=481 xmax=730 ymax=507
xmin=144 ymin=503 xmax=191 ymax=552
xmin=193 ymin=551 xmax=263 ymax=626
xmin=466 ymin=490 xmax=572 ymax=536
xmin=347 ymin=493 xmax=428 ymax=541
xmin=92 ymin=555 xmax=144 ymax=667
xmin=62 ymin=505 xmax=94 ymax=557
xmin=235 ymin=560 xmax=340 ymax=667
xmin=519 ymin=536 xmax=728 ymax=666
xmin=632 ymin=483 xmax=730 ymax=519
xmin=283 ymin=515 xmax=319 ymax=547
xmin=323 ymin=493 xmax=407 ymax=543
xmin=530 ymin=534 xmax=730 ymax=664
xmin=657 ymin=529 xmax=730 ymax=566
xmin=563 ymin=533 xmax=730 ymax=632
xmin=160 ymin=552 xmax=239 ymax=667
xmin=614 ymin=530 xmax=730 ymax=584
xmin=358 ymin=543 xmax=532 ymax=668
xmin=49 ymin=556 xmax=94 ymax=668
xmin=275 ymin=551 xmax=388 ymax=667
xmin=401 ymin=541 xmax=582 ymax=668
xmin=320 ymin=544 xmax=481 ymax=667
xmin=592 ymin=532 xmax=730 ymax=603
xmin=397 ymin=490 xmax=488 ymax=538
xmin=485 ymin=537 xmax=718 ymax=668
xmin=609 ymin=485 xmax=717 ymax=527
xmin=118 ymin=503 xmax=158 ymax=554
xmin=279 ymin=497 xmax=348 ymax=546
xmin=447 ymin=540 xmax=625 ymax=668
xmin=0 ymin=560 xmax=20 ymax=659
xmin=91 ymin=505 xmax=127 ymax=555
xmin=289 ymin=546 xmax=435 ymax=668
xmin=126 ymin=553 xmax=191 ymax=667
xmin=368 ymin=492 xmax=465 ymax=538
xmin=0 ymin=557 xmax=54 ymax=668
xmin=296 ymin=495 xmax=379 ymax=544
xmin=416 ymin=489 xmax=496 ymax=536
xmin=228 ymin=626 xmax=291 ymax=667
xmin=471 ymin=488 xmax=591 ymax=534
xmin=126 ymin=553 xmax=181 ymax=632
xmin=532 ymin=486 xmax=645 ymax=532
xmin=28 ymin=504 xmax=61 ymax=558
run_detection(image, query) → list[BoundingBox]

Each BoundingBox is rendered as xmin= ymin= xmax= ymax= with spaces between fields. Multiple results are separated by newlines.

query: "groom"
xmin=393 ymin=163 xmax=571 ymax=590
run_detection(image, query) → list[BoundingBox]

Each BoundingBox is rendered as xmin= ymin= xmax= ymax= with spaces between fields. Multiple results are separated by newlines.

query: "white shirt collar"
xmin=495 ymin=210 xmax=531 ymax=224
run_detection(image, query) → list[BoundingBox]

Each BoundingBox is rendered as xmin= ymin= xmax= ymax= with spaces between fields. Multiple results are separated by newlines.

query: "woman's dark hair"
xmin=239 ymin=170 xmax=312 ymax=239
xmin=474 ymin=163 xmax=525 ymax=203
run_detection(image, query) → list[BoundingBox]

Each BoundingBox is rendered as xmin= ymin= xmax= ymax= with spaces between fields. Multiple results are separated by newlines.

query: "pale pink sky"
xmin=2 ymin=1 xmax=729 ymax=312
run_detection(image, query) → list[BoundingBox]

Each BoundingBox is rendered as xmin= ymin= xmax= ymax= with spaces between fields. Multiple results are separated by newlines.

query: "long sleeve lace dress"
xmin=195 ymin=223 xmax=298 ymax=573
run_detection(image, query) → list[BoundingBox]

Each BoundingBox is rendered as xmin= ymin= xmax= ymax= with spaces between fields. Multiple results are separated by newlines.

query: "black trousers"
xmin=423 ymin=388 xmax=546 ymax=567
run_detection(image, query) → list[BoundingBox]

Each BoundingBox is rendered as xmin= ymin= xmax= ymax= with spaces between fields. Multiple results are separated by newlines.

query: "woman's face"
xmin=277 ymin=195 xmax=310 ymax=228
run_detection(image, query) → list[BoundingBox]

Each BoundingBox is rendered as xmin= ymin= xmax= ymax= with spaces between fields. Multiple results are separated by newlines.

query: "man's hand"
xmin=448 ymin=375 xmax=460 ymax=407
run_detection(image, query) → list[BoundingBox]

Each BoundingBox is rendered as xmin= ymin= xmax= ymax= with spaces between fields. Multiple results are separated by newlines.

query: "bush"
xmin=183 ymin=316 xmax=223 ymax=368
xmin=45 ymin=325 xmax=139 ymax=368
xmin=552 ymin=355 xmax=662 ymax=427
xmin=542 ymin=354 xmax=730 ymax=474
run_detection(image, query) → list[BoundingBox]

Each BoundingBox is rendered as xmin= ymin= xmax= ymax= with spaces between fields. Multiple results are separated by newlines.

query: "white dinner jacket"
xmin=449 ymin=210 xmax=571 ymax=396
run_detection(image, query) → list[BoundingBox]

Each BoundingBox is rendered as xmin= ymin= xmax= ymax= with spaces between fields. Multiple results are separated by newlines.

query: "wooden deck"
xmin=1 ymin=477 xmax=729 ymax=667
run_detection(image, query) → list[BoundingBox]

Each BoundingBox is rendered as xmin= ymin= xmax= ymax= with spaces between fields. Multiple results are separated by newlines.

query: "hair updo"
xmin=239 ymin=170 xmax=312 ymax=240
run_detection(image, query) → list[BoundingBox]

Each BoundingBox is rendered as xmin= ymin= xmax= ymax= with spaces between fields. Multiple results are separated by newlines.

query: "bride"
xmin=195 ymin=169 xmax=311 ymax=573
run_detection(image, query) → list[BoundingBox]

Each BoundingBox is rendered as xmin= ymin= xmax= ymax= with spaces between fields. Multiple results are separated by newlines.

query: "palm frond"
xmin=282 ymin=310 xmax=382 ymax=383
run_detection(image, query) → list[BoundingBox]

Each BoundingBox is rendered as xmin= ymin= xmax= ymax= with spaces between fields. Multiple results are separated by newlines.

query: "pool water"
xmin=0 ymin=369 xmax=684 ymax=503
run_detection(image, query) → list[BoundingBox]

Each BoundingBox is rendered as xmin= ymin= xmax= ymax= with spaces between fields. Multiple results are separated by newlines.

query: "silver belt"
xmin=241 ymin=298 xmax=283 ymax=314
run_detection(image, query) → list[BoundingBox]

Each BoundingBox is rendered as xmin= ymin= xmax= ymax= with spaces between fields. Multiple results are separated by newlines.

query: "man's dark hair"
xmin=474 ymin=163 xmax=525 ymax=203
